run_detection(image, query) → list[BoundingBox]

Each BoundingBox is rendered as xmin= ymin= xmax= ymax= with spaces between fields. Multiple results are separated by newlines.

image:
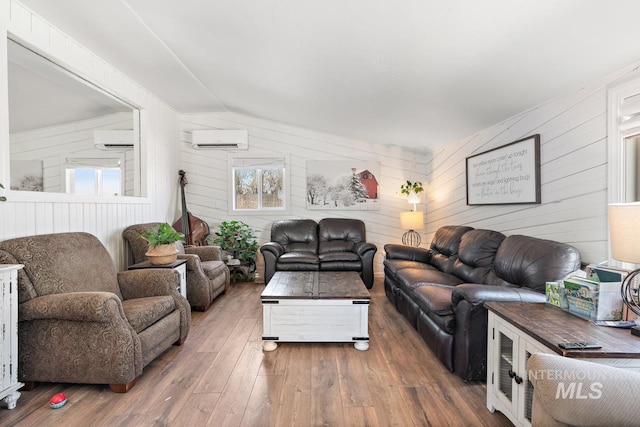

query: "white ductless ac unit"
xmin=94 ymin=130 xmax=134 ymax=151
xmin=191 ymin=129 xmax=249 ymax=150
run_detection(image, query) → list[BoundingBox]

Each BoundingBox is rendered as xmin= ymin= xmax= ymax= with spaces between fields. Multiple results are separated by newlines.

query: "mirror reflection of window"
xmin=65 ymin=158 xmax=123 ymax=196
xmin=624 ymin=134 xmax=640 ymax=202
xmin=6 ymin=38 xmax=141 ymax=197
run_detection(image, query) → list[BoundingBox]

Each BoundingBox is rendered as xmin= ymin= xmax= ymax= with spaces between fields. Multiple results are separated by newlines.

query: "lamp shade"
xmin=608 ymin=203 xmax=640 ymax=264
xmin=400 ymin=211 xmax=423 ymax=230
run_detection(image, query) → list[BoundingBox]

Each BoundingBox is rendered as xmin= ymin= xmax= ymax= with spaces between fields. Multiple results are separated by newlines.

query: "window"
xmin=231 ymin=157 xmax=287 ymax=212
xmin=65 ymin=158 xmax=123 ymax=196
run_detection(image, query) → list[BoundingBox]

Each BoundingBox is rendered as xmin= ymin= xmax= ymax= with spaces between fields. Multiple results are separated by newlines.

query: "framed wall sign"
xmin=465 ymin=134 xmax=541 ymax=205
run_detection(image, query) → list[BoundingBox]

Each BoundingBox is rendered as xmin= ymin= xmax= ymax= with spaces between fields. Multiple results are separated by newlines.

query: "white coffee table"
xmin=261 ymin=271 xmax=370 ymax=351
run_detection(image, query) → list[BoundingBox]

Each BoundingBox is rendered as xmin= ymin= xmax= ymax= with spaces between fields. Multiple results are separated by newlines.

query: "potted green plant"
xmin=399 ymin=180 xmax=424 ymax=197
xmin=140 ymin=222 xmax=184 ymax=265
xmin=209 ymin=220 xmax=258 ymax=281
xmin=400 ymin=180 xmax=424 ymax=207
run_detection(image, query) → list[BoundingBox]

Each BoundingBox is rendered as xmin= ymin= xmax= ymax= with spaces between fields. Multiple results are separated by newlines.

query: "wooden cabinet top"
xmin=128 ymin=259 xmax=187 ymax=270
xmin=485 ymin=301 xmax=640 ymax=359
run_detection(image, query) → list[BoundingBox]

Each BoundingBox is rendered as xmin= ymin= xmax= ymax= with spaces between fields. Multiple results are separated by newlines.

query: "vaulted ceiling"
xmin=18 ymin=0 xmax=640 ymax=151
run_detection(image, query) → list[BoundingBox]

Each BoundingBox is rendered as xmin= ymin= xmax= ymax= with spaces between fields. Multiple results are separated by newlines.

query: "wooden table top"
xmin=128 ymin=259 xmax=187 ymax=269
xmin=485 ymin=301 xmax=640 ymax=359
xmin=261 ymin=271 xmax=370 ymax=300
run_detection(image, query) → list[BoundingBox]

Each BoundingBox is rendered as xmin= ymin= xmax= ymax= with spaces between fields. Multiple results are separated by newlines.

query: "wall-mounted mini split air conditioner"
xmin=94 ymin=130 xmax=134 ymax=151
xmin=191 ymin=129 xmax=249 ymax=150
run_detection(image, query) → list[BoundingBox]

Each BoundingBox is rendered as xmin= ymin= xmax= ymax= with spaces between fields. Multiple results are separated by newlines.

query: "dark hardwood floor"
xmin=1 ymin=278 xmax=510 ymax=426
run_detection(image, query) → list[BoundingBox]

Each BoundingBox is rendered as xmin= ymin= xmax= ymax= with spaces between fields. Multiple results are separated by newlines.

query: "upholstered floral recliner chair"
xmin=0 ymin=232 xmax=190 ymax=393
xmin=123 ymin=222 xmax=229 ymax=311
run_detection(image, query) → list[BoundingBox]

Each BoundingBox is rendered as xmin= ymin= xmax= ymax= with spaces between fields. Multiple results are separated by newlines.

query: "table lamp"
xmin=608 ymin=203 xmax=640 ymax=336
xmin=400 ymin=210 xmax=423 ymax=246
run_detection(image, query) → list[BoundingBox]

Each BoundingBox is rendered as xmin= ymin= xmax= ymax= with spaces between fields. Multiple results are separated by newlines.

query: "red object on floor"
xmin=49 ymin=393 xmax=67 ymax=409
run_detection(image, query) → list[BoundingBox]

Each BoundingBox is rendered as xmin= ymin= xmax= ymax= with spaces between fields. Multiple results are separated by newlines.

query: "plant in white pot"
xmin=140 ymin=222 xmax=184 ymax=265
xmin=399 ymin=180 xmax=424 ymax=205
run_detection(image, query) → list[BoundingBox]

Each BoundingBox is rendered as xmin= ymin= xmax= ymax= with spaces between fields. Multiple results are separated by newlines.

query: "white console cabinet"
xmin=486 ymin=302 xmax=640 ymax=427
xmin=0 ymin=265 xmax=24 ymax=410
xmin=486 ymin=308 xmax=552 ymax=426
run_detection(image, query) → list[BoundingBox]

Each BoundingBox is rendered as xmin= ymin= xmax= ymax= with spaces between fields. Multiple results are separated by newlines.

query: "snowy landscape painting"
xmin=306 ymin=160 xmax=379 ymax=210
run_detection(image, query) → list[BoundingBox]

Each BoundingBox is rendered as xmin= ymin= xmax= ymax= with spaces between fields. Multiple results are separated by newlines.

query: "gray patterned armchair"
xmin=0 ymin=232 xmax=190 ymax=393
xmin=123 ymin=222 xmax=229 ymax=311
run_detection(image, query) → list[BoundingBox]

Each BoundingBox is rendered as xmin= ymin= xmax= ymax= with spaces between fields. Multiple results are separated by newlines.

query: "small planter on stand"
xmin=141 ymin=222 xmax=184 ymax=265
xmin=145 ymin=243 xmax=179 ymax=265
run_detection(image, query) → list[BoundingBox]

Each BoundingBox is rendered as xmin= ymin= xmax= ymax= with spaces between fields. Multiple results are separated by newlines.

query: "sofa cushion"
xmin=384 ymin=259 xmax=437 ymax=275
xmin=277 ymin=252 xmax=320 ymax=265
xmin=319 ymin=251 xmax=360 ymax=263
xmin=413 ymin=285 xmax=456 ymax=334
xmin=0 ymin=232 xmax=123 ymax=302
xmin=271 ymin=219 xmax=319 ymax=254
xmin=122 ymin=295 xmax=176 ymax=333
xmin=429 ymin=226 xmax=474 ymax=274
xmin=396 ymin=268 xmax=464 ymax=294
xmin=318 ymin=218 xmax=366 ymax=254
xmin=413 ymin=285 xmax=455 ymax=316
xmin=485 ymin=235 xmax=581 ymax=292
xmin=452 ymin=229 xmax=506 ymax=283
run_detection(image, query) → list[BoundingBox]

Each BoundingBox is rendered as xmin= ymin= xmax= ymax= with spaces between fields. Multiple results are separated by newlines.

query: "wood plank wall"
xmin=180 ymin=112 xmax=429 ymax=276
xmin=425 ymin=61 xmax=640 ymax=264
xmin=0 ymin=0 xmax=180 ymax=270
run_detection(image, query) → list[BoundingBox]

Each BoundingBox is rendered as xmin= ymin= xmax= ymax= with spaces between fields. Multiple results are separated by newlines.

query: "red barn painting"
xmin=356 ymin=169 xmax=378 ymax=199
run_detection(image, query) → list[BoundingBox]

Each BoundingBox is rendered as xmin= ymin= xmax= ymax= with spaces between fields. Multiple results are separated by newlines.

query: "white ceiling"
xmin=17 ymin=0 xmax=640 ymax=151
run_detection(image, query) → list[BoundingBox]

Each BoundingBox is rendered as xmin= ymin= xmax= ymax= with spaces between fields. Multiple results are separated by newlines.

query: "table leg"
xmin=354 ymin=341 xmax=369 ymax=351
xmin=263 ymin=341 xmax=278 ymax=351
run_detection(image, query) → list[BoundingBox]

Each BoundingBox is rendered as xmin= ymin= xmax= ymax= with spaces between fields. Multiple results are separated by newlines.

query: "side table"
xmin=1 ymin=264 xmax=24 ymax=410
xmin=485 ymin=301 xmax=640 ymax=427
xmin=128 ymin=259 xmax=187 ymax=299
xmin=226 ymin=259 xmax=254 ymax=283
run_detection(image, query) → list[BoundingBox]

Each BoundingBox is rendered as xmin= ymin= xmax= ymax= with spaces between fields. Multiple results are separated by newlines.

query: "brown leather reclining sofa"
xmin=384 ymin=225 xmax=581 ymax=380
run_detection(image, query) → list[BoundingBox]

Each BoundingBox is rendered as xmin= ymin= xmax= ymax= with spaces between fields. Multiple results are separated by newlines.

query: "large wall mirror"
xmin=7 ymin=38 xmax=141 ymax=197
xmin=608 ymin=78 xmax=640 ymax=205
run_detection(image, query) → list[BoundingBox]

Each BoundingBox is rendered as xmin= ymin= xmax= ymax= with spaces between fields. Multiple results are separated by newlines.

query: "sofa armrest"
xmin=384 ymin=243 xmax=431 ymax=263
xmin=260 ymin=242 xmax=285 ymax=285
xmin=354 ymin=241 xmax=377 ymax=257
xmin=260 ymin=242 xmax=285 ymax=258
xmin=177 ymin=253 xmax=206 ymax=274
xmin=452 ymin=283 xmax=546 ymax=306
xmin=117 ymin=269 xmax=181 ymax=300
xmin=527 ymin=353 xmax=640 ymax=427
xmin=184 ymin=245 xmax=222 ymax=262
xmin=19 ymin=292 xmax=125 ymax=322
xmin=451 ymin=284 xmax=546 ymax=380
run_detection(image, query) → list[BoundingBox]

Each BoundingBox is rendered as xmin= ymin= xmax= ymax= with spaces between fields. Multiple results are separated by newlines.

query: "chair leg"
xmin=20 ymin=382 xmax=37 ymax=391
xmin=109 ymin=378 xmax=136 ymax=393
xmin=174 ymin=337 xmax=187 ymax=346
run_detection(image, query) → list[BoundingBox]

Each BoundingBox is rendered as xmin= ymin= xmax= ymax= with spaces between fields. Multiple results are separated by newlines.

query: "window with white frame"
xmin=65 ymin=158 xmax=123 ymax=196
xmin=230 ymin=157 xmax=287 ymax=212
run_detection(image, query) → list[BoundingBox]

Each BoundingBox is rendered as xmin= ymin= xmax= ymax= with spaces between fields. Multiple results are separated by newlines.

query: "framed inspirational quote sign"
xmin=465 ymin=134 xmax=541 ymax=205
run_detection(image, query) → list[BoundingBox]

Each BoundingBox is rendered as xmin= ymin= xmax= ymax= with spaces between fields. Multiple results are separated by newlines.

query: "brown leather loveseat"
xmin=260 ymin=218 xmax=377 ymax=288
xmin=384 ymin=225 xmax=581 ymax=380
